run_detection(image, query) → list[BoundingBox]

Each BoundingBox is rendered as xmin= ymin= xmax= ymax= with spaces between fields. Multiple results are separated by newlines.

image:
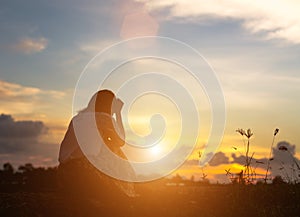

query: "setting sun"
xmin=149 ymin=144 xmax=162 ymax=156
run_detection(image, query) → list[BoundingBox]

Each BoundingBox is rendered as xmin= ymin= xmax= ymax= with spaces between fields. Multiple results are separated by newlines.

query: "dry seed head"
xmin=236 ymin=128 xmax=245 ymax=136
xmin=246 ymin=129 xmax=253 ymax=138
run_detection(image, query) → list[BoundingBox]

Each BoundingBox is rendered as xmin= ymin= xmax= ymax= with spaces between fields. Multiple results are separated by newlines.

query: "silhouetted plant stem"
xmin=235 ymin=128 xmax=253 ymax=184
xmin=245 ymin=138 xmax=250 ymax=181
xmin=264 ymin=137 xmax=274 ymax=182
xmin=264 ymin=128 xmax=279 ymax=183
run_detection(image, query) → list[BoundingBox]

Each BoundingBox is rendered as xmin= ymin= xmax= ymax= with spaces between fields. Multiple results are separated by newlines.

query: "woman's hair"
xmin=81 ymin=89 xmax=115 ymax=114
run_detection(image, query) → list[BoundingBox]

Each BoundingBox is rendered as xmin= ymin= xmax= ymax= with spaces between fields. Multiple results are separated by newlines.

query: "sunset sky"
xmin=0 ymin=0 xmax=300 ymax=182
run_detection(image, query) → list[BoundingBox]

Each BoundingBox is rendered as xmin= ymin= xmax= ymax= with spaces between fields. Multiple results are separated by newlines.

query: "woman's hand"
xmin=112 ymin=98 xmax=124 ymax=114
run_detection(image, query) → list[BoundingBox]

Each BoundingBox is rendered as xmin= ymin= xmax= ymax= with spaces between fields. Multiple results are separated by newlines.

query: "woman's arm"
xmin=111 ymin=98 xmax=125 ymax=147
xmin=98 ymin=113 xmax=125 ymax=150
xmin=115 ymin=110 xmax=125 ymax=143
xmin=97 ymin=98 xmax=126 ymax=152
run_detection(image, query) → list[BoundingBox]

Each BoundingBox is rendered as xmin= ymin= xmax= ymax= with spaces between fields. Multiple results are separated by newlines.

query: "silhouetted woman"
xmin=58 ymin=90 xmax=135 ymax=200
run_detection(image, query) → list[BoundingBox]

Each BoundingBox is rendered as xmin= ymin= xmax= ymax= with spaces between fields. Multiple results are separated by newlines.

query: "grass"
xmin=0 ymin=183 xmax=300 ymax=217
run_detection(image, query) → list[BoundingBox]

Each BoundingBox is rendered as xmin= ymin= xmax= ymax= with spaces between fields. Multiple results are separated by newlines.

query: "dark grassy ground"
xmin=1 ymin=184 xmax=300 ymax=217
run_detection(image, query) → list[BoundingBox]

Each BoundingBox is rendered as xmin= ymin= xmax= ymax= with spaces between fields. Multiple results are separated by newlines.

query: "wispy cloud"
xmin=136 ymin=0 xmax=300 ymax=44
xmin=0 ymin=80 xmax=65 ymax=100
xmin=0 ymin=80 xmax=41 ymax=98
xmin=79 ymin=39 xmax=119 ymax=54
xmin=12 ymin=37 xmax=48 ymax=54
xmin=0 ymin=79 xmax=68 ymax=120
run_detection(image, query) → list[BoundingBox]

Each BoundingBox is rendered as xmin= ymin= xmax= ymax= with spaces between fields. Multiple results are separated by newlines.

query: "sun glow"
xmin=149 ymin=144 xmax=162 ymax=156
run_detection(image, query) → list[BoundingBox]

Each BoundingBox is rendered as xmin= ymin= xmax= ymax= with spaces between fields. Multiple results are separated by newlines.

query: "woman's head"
xmin=87 ymin=89 xmax=115 ymax=114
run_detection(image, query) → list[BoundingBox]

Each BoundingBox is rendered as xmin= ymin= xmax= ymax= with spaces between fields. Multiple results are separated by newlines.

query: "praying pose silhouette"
xmin=58 ymin=90 xmax=136 ymax=199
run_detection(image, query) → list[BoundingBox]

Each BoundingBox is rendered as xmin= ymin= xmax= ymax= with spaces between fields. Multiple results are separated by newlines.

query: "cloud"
xmin=79 ymin=39 xmax=119 ymax=54
xmin=231 ymin=153 xmax=248 ymax=165
xmin=184 ymin=159 xmax=198 ymax=166
xmin=0 ymin=80 xmax=65 ymax=100
xmin=230 ymin=141 xmax=299 ymax=170
xmin=0 ymin=113 xmax=47 ymax=153
xmin=0 ymin=79 xmax=67 ymax=117
xmin=0 ymin=114 xmax=47 ymax=138
xmin=12 ymin=37 xmax=48 ymax=54
xmin=272 ymin=141 xmax=300 ymax=180
xmin=188 ymin=151 xmax=230 ymax=167
xmin=0 ymin=80 xmax=41 ymax=99
xmin=230 ymin=141 xmax=300 ymax=181
xmin=0 ymin=80 xmax=70 ymax=167
xmin=208 ymin=152 xmax=230 ymax=166
xmin=201 ymin=146 xmax=298 ymax=171
xmin=120 ymin=11 xmax=159 ymax=39
xmin=0 ymin=114 xmax=59 ymax=166
xmin=275 ymin=141 xmax=296 ymax=156
xmin=181 ymin=141 xmax=299 ymax=182
xmin=136 ymin=0 xmax=300 ymax=44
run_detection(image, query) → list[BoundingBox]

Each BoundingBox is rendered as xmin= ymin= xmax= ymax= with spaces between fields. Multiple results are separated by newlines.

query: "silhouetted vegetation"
xmin=0 ymin=162 xmax=300 ymax=216
xmin=0 ymin=127 xmax=299 ymax=216
xmin=226 ymin=128 xmax=300 ymax=185
xmin=0 ymin=163 xmax=58 ymax=192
